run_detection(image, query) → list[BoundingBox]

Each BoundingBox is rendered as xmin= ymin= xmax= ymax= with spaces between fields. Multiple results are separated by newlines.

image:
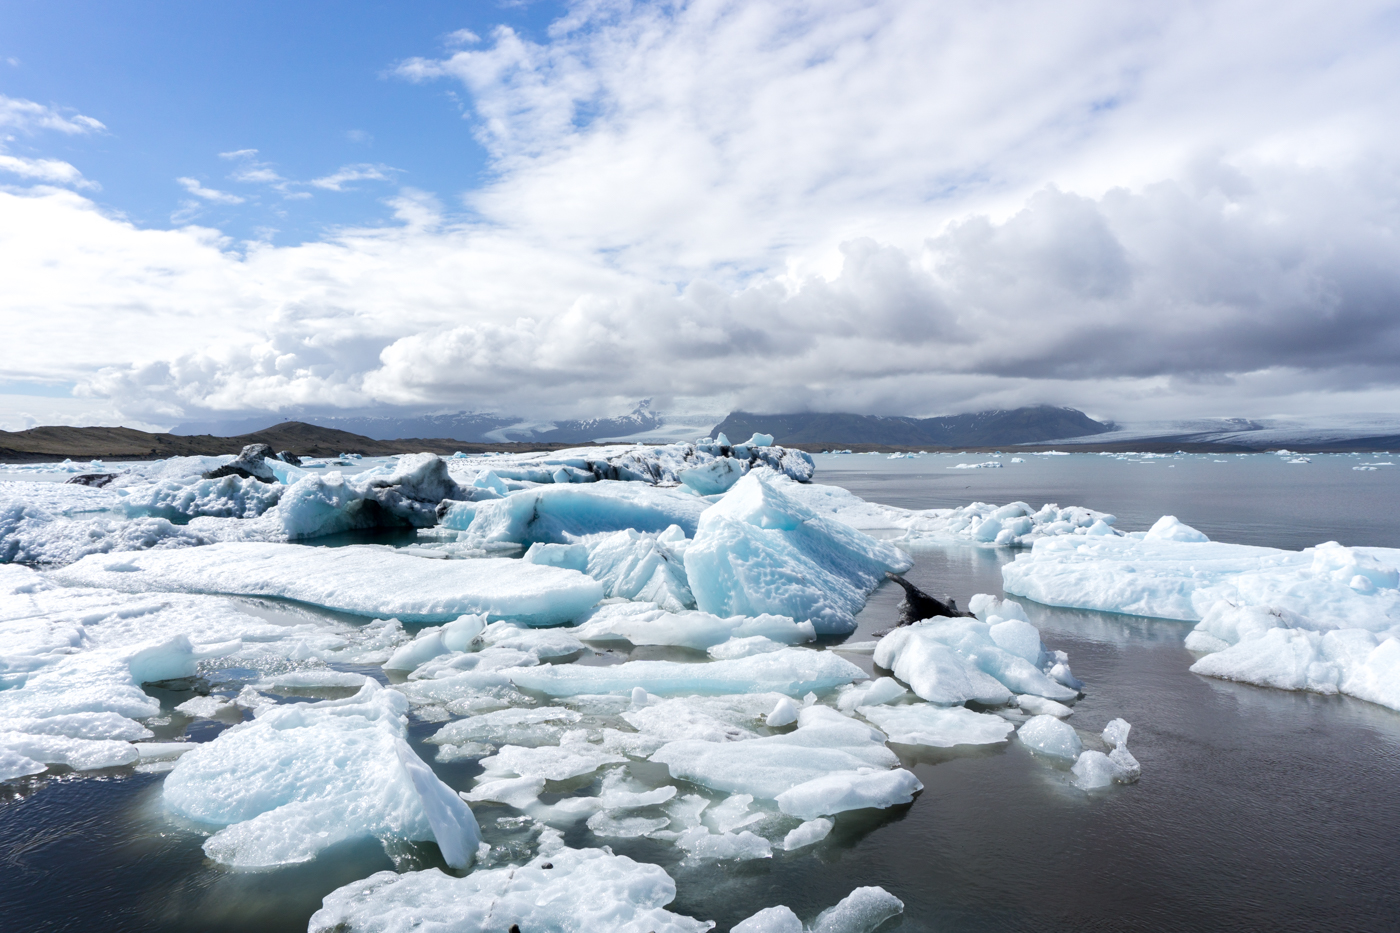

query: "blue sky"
xmin=0 ymin=1 xmax=565 ymax=242
xmin=2 ymin=0 xmax=1400 ymax=431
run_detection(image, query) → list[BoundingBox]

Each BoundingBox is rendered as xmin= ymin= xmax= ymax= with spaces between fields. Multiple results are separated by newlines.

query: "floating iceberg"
xmin=872 ymin=603 xmax=1078 ymax=707
xmin=53 ymin=542 xmax=604 ymax=624
xmin=163 ymin=681 xmax=481 ymax=869
xmin=438 ymin=482 xmax=710 ymax=548
xmin=308 ymin=845 xmax=714 ymax=933
xmin=1002 ymin=527 xmax=1400 ymax=710
xmin=733 ymin=887 xmax=904 ymax=933
xmin=684 ymin=474 xmax=913 ymax=635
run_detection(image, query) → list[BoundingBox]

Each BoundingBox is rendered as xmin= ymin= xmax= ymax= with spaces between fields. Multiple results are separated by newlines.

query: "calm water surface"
xmin=3 ymin=454 xmax=1400 ymax=932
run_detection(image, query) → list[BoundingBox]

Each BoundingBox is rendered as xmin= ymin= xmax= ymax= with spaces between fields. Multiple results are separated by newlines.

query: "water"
xmin=4 ymin=454 xmax=1400 ymax=931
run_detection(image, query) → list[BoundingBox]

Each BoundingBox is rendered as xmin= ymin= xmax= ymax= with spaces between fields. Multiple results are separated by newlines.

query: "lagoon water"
xmin=3 ymin=451 xmax=1400 ymax=932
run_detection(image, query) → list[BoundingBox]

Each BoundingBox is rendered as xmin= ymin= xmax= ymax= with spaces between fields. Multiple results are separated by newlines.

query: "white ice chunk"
xmin=835 ymin=677 xmax=909 ymax=711
xmin=766 ymin=697 xmax=799 ymax=727
xmin=733 ymin=906 xmax=802 ymax=933
xmin=162 ymin=681 xmax=481 ymax=869
xmin=811 ymin=886 xmax=905 ymax=933
xmin=1017 ymin=714 xmax=1082 ymax=760
xmin=511 ymin=647 xmax=864 ymax=698
xmin=781 ymin=817 xmax=833 ymax=850
xmin=775 ymin=767 xmax=922 ymax=819
xmin=676 ymin=826 xmax=773 ymax=861
xmin=307 ymin=846 xmax=713 ymax=933
xmin=1017 ymin=695 xmax=1073 ymax=717
xmin=622 ymin=693 xmax=782 ymax=743
xmin=0 ymin=731 xmax=138 ymax=771
xmin=461 ymin=775 xmax=546 ymax=808
xmin=55 ymin=542 xmax=604 ymax=625
xmin=1144 ymin=515 xmax=1210 ymax=542
xmin=652 ymin=706 xmax=898 ymax=800
xmin=430 ymin=707 xmax=582 ymax=749
xmin=710 ymin=635 xmax=787 ymax=660
xmin=523 ymin=541 xmax=589 ymax=572
xmin=678 ymin=458 xmax=746 ymax=496
xmin=478 ymin=740 xmax=626 ymax=782
xmin=575 ymin=602 xmax=814 ymax=651
xmin=0 ymin=748 xmax=46 ymax=781
xmin=858 ymin=704 xmax=1014 ymax=747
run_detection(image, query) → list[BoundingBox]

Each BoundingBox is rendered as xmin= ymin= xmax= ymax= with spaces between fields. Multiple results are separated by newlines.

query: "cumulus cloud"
xmin=0 ymin=93 xmax=105 ymax=135
xmin=6 ymin=0 xmax=1400 ymax=427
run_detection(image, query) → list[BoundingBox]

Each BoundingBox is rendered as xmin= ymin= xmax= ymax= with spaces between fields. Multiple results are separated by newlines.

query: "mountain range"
xmin=711 ymin=406 xmax=1113 ymax=447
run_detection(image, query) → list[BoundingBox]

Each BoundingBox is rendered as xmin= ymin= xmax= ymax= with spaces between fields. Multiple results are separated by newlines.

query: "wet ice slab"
xmin=52 ymin=542 xmax=605 ymax=624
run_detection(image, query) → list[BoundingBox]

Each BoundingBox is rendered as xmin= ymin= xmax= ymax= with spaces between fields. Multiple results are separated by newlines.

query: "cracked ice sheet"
xmin=0 ymin=564 xmax=369 ymax=761
xmin=308 ymin=845 xmax=713 ymax=933
xmin=51 ymin=541 xmax=604 ymax=624
xmin=1002 ymin=530 xmax=1400 ymax=710
xmin=507 ymin=647 xmax=866 ymax=698
xmin=163 ymin=681 xmax=481 ymax=869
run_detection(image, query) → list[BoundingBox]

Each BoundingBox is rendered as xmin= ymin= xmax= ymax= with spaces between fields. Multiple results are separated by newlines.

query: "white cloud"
xmin=308 ymin=163 xmax=399 ymax=191
xmin=177 ymin=176 xmax=245 ymax=204
xmin=6 ymin=0 xmax=1400 ymax=426
xmin=0 ymin=93 xmax=105 ymax=135
xmin=0 ymin=153 xmax=94 ymax=187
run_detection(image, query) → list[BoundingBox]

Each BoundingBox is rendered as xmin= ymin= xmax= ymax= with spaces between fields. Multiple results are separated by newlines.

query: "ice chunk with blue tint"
xmin=684 ymin=474 xmax=913 ymax=635
xmin=54 ymin=542 xmax=604 ymax=624
xmin=622 ymin=693 xmax=786 ymax=742
xmin=308 ymin=845 xmax=713 ymax=933
xmin=163 ymin=680 xmax=481 ymax=869
xmin=438 ymin=482 xmax=709 ymax=548
xmin=0 ymin=748 xmax=47 ymax=782
xmin=574 ymin=601 xmax=814 ymax=651
xmin=678 ymin=458 xmax=746 ymax=495
xmin=477 ymin=738 xmax=627 ymax=782
xmin=430 ymin=707 xmax=582 ymax=749
xmin=873 ymin=617 xmax=1077 ymax=704
xmin=580 ymin=527 xmax=695 ymax=611
xmin=781 ymin=817 xmax=833 ymax=850
xmin=858 ymin=704 xmax=1014 ymax=748
xmin=835 ymin=677 xmax=909 ymax=711
xmin=1017 ymin=714 xmax=1082 ymax=760
xmin=509 ymin=647 xmax=864 ymax=698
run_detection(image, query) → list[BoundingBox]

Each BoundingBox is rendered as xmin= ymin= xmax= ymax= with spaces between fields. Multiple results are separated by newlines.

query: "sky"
xmin=2 ymin=0 xmax=1400 ymax=432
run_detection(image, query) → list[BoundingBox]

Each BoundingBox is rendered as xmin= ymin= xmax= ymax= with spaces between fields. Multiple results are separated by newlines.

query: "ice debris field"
xmin=2 ymin=437 xmax=1396 ymax=930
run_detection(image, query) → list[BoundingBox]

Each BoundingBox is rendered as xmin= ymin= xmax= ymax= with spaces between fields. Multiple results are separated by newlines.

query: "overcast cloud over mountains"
xmin=3 ymin=0 xmax=1400 ymax=431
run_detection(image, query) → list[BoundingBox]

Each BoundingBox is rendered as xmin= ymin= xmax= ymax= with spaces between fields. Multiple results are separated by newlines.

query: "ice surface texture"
xmin=53 ymin=542 xmax=604 ymax=624
xmin=509 ymin=647 xmax=865 ymax=697
xmin=1003 ymin=526 xmax=1400 ymax=709
xmin=163 ymin=681 xmax=481 ymax=869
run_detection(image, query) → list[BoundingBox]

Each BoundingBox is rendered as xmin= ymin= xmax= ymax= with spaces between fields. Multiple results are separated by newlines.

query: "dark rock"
xmin=66 ymin=472 xmax=119 ymax=487
xmin=202 ymin=443 xmax=278 ymax=483
xmin=274 ymin=450 xmax=302 ymax=466
xmin=885 ymin=573 xmax=972 ymax=625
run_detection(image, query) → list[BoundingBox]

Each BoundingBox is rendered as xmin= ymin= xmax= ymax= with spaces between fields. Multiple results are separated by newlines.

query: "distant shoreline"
xmin=1 ymin=421 xmax=1393 ymax=463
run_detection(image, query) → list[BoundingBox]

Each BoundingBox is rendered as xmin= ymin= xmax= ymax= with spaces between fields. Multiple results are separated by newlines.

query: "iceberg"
xmin=684 ymin=474 xmax=913 ymax=635
xmin=53 ymin=542 xmax=604 ymax=624
xmin=438 ymin=482 xmax=710 ymax=548
xmin=774 ymin=767 xmax=923 ymax=819
xmin=1002 ymin=530 xmax=1400 ymax=710
xmin=1016 ymin=714 xmax=1082 ymax=760
xmin=872 ymin=610 xmax=1078 ymax=706
xmin=733 ymin=887 xmax=904 ymax=933
xmin=308 ymin=845 xmax=714 ymax=933
xmin=162 ymin=680 xmax=481 ymax=869
xmin=573 ymin=526 xmax=696 ymax=611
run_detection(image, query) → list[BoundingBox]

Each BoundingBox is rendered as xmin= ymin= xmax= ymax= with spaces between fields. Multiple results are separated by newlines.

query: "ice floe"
xmin=308 ymin=844 xmax=713 ymax=933
xmin=53 ymin=542 xmax=604 ymax=624
xmin=163 ymin=680 xmax=481 ymax=869
xmin=1002 ymin=525 xmax=1400 ymax=709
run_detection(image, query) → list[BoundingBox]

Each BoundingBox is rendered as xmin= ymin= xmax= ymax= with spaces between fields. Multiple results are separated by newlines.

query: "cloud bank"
xmin=4 ymin=0 xmax=1400 ymax=428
